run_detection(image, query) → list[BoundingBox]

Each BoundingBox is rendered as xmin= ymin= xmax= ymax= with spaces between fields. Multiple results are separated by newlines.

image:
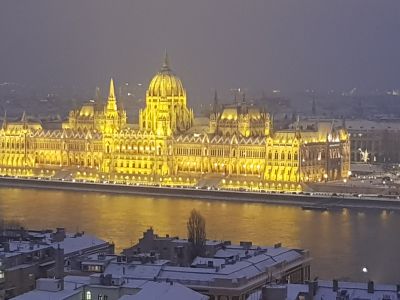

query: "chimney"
xmin=367 ymin=281 xmax=374 ymax=294
xmin=261 ymin=285 xmax=287 ymax=300
xmin=53 ymin=228 xmax=66 ymax=242
xmin=55 ymin=244 xmax=65 ymax=290
xmin=3 ymin=242 xmax=10 ymax=252
xmin=308 ymin=281 xmax=318 ymax=297
xmin=333 ymin=279 xmax=339 ymax=292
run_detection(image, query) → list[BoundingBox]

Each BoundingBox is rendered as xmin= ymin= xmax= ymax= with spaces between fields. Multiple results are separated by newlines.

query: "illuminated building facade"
xmin=0 ymin=55 xmax=350 ymax=191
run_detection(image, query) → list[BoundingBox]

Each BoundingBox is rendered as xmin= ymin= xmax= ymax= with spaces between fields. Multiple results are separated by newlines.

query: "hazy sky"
xmin=1 ymin=0 xmax=400 ymax=103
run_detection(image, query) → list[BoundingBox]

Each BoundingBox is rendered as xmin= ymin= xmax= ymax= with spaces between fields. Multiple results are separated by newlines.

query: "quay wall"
xmin=0 ymin=177 xmax=399 ymax=210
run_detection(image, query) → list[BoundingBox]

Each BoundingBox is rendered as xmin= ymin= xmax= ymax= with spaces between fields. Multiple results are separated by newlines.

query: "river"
xmin=0 ymin=187 xmax=399 ymax=283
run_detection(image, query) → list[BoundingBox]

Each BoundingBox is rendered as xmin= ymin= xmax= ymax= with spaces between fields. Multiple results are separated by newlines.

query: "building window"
xmin=86 ymin=291 xmax=92 ymax=300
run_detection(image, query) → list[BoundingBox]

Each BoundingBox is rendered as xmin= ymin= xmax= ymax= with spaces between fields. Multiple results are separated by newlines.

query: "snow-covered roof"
xmin=118 ymin=281 xmax=208 ymax=300
xmin=1 ymin=241 xmax=52 ymax=258
xmin=51 ymin=233 xmax=109 ymax=256
xmin=1 ymin=230 xmax=110 ymax=259
xmin=11 ymin=276 xmax=88 ymax=300
xmin=252 ymin=281 xmax=400 ymax=300
xmin=102 ymin=246 xmax=308 ymax=288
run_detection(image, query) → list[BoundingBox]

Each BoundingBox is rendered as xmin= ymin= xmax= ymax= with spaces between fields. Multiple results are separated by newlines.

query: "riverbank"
xmin=1 ymin=176 xmax=400 ymax=211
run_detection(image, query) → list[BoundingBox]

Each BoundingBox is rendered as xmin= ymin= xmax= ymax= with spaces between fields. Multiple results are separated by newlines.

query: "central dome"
xmin=147 ymin=53 xmax=185 ymax=98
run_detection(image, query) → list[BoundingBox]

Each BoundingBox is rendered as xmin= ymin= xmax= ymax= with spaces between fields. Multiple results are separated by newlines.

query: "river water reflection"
xmin=0 ymin=187 xmax=399 ymax=283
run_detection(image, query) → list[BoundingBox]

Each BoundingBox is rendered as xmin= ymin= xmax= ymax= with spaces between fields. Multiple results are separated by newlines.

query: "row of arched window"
xmin=268 ymin=151 xmax=298 ymax=161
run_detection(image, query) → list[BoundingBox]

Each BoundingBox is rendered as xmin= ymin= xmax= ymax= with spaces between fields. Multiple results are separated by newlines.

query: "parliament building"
xmin=0 ymin=55 xmax=350 ymax=191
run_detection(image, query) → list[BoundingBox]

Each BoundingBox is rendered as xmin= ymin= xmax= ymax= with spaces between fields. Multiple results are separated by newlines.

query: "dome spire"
xmin=162 ymin=49 xmax=170 ymax=71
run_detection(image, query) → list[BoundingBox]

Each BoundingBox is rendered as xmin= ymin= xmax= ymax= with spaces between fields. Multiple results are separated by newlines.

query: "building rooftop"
xmin=102 ymin=245 xmax=307 ymax=288
xmin=1 ymin=229 xmax=111 ymax=258
xmin=51 ymin=233 xmax=109 ymax=256
xmin=118 ymin=281 xmax=208 ymax=300
xmin=11 ymin=276 xmax=89 ymax=300
xmin=346 ymin=119 xmax=400 ymax=131
xmin=251 ymin=281 xmax=400 ymax=300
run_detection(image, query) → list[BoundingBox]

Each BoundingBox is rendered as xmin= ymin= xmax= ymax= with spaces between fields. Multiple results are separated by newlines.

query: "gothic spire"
xmin=109 ymin=78 xmax=115 ymax=101
xmin=1 ymin=110 xmax=7 ymax=129
xmin=106 ymin=78 xmax=117 ymax=111
xmin=21 ymin=111 xmax=27 ymax=123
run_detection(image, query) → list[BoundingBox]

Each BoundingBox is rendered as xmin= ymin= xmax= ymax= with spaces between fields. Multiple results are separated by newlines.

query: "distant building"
xmin=0 ymin=257 xmax=5 ymax=300
xmin=0 ymin=53 xmax=350 ymax=192
xmin=11 ymin=277 xmax=207 ymax=300
xmin=0 ymin=227 xmax=114 ymax=299
xmin=299 ymin=118 xmax=400 ymax=164
xmin=119 ymin=281 xmax=208 ymax=300
xmin=122 ymin=228 xmax=225 ymax=266
xmin=346 ymin=120 xmax=400 ymax=163
xmin=10 ymin=277 xmax=87 ymax=300
xmin=251 ymin=280 xmax=400 ymax=300
xmin=119 ymin=228 xmax=311 ymax=299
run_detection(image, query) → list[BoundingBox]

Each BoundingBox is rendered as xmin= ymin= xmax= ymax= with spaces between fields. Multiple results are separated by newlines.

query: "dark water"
xmin=0 ymin=187 xmax=399 ymax=283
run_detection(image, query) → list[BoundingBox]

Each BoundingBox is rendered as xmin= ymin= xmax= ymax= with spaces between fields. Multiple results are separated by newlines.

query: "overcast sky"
xmin=1 ymin=0 xmax=400 ymax=103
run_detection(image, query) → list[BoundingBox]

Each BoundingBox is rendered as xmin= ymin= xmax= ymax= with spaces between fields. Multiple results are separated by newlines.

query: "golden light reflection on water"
xmin=1 ymin=187 xmax=400 ymax=283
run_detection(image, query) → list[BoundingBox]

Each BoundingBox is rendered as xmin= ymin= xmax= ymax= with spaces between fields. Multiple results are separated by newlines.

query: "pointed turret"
xmin=1 ymin=110 xmax=7 ymax=130
xmin=20 ymin=111 xmax=28 ymax=130
xmin=109 ymin=78 xmax=115 ymax=101
xmin=21 ymin=111 xmax=27 ymax=123
xmin=106 ymin=78 xmax=117 ymax=112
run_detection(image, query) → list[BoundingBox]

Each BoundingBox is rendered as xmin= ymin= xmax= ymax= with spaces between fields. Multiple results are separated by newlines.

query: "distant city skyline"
xmin=1 ymin=0 xmax=400 ymax=104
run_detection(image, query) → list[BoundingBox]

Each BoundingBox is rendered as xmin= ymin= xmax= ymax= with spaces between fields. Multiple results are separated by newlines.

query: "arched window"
xmin=86 ymin=291 xmax=92 ymax=300
xmin=274 ymin=151 xmax=278 ymax=160
xmin=294 ymin=152 xmax=298 ymax=160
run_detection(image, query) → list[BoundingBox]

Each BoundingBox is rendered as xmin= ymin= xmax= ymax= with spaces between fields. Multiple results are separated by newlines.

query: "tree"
xmin=187 ymin=209 xmax=206 ymax=259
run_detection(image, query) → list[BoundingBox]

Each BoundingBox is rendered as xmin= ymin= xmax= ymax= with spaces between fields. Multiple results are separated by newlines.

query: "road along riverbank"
xmin=0 ymin=177 xmax=400 ymax=210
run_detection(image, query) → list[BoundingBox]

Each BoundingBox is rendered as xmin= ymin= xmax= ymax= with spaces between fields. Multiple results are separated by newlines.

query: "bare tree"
xmin=187 ymin=209 xmax=206 ymax=259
